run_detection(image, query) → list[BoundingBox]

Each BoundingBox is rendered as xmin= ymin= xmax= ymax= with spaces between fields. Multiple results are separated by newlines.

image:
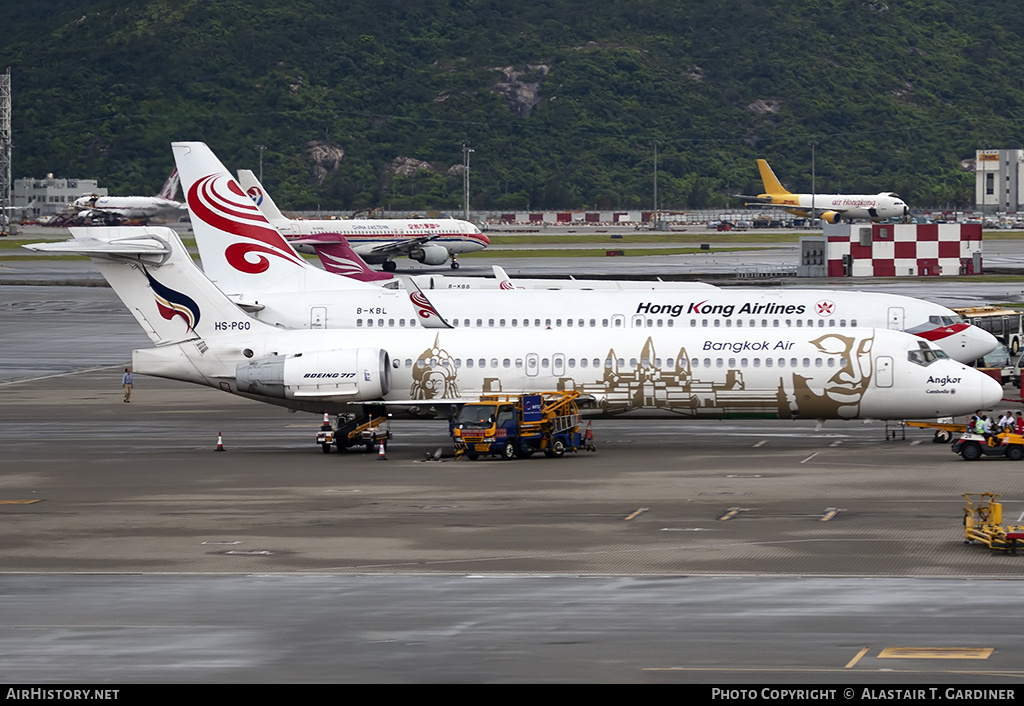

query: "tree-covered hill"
xmin=4 ymin=0 xmax=1023 ymax=212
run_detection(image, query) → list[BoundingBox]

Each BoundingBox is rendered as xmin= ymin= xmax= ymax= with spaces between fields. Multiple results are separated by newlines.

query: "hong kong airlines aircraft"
xmin=158 ymin=142 xmax=997 ymax=365
xmin=235 ymin=166 xmax=488 ymax=270
xmin=25 ymin=225 xmax=1003 ymax=423
xmin=736 ymin=159 xmax=909 ymax=224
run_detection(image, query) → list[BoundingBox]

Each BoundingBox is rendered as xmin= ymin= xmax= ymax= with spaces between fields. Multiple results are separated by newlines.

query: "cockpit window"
xmin=908 ymin=341 xmax=947 ymax=366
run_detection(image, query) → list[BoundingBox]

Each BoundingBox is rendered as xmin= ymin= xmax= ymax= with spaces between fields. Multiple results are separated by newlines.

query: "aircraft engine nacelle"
xmin=409 ymin=244 xmax=449 ymax=265
xmin=235 ymin=348 xmax=391 ymax=401
xmin=819 ymin=211 xmax=842 ymax=224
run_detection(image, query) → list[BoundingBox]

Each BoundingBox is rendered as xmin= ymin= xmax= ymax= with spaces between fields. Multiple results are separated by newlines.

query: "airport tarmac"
xmin=5 ymin=252 xmax=1024 ymax=682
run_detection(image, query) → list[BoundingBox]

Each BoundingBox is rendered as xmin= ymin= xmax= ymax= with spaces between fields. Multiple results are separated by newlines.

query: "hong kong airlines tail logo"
xmin=143 ymin=266 xmax=200 ymax=332
xmin=188 ymin=173 xmax=305 ymax=274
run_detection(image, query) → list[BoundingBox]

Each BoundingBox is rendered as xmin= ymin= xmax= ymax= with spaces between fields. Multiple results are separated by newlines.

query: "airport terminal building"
xmin=13 ymin=175 xmax=106 ymax=218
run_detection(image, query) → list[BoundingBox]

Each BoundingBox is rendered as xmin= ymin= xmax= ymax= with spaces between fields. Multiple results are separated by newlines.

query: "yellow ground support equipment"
xmin=451 ymin=390 xmax=584 ymax=460
xmin=963 ymin=493 xmax=1024 ymax=553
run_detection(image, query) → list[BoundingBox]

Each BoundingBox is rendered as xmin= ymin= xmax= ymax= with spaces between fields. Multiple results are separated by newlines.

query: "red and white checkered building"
xmin=809 ymin=223 xmax=983 ymax=277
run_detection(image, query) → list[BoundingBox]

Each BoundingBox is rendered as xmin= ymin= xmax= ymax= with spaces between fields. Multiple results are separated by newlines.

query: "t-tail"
xmin=24 ymin=226 xmax=268 ymax=347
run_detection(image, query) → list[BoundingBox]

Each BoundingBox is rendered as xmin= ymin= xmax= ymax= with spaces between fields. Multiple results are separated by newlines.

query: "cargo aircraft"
xmin=25 ymin=225 xmax=1003 ymax=423
xmin=735 ymin=159 xmax=909 ymax=224
xmin=70 ymin=168 xmax=188 ymax=223
xmin=162 ymin=142 xmax=996 ymax=365
xmin=236 ymin=168 xmax=488 ymax=270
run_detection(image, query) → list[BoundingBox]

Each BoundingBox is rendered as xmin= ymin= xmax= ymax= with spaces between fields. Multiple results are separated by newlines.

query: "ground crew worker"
xmin=121 ymin=367 xmax=133 ymax=403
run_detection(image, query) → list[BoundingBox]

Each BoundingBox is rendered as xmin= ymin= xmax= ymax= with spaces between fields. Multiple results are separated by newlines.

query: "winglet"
xmin=756 ymin=159 xmax=790 ymax=195
xmin=402 ymin=277 xmax=453 ymax=328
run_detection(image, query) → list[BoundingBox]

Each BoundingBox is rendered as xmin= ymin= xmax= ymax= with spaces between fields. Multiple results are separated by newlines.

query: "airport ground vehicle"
xmin=451 ymin=391 xmax=584 ymax=460
xmin=317 ymin=406 xmax=390 ymax=453
xmin=963 ymin=493 xmax=1024 ymax=552
xmin=954 ymin=306 xmax=1024 ymax=356
xmin=952 ymin=431 xmax=1024 ymax=461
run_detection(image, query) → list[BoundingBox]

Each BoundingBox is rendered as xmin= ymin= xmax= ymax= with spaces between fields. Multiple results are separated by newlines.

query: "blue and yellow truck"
xmin=451 ymin=391 xmax=585 ymax=460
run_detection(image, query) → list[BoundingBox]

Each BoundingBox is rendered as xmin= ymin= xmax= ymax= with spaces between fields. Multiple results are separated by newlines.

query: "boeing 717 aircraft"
xmin=736 ymin=159 xmax=909 ymax=223
xmin=26 ymin=225 xmax=1003 ymax=424
xmin=236 ymin=167 xmax=488 ymax=270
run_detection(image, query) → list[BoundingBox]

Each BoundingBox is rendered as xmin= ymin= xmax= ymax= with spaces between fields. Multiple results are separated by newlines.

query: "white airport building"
xmin=13 ymin=175 xmax=106 ymax=218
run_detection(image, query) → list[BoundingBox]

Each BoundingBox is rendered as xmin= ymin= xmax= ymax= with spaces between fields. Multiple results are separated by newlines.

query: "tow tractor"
xmin=451 ymin=391 xmax=585 ymax=460
xmin=316 ymin=405 xmax=390 ymax=453
xmin=952 ymin=430 xmax=1024 ymax=461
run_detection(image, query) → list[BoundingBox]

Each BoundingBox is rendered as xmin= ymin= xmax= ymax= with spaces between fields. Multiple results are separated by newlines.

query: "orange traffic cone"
xmin=377 ymin=436 xmax=387 ymax=461
xmin=215 ymin=432 xmax=226 ymax=452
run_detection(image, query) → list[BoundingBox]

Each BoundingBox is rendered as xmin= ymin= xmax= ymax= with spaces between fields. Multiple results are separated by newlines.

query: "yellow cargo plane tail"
xmin=756 ymin=159 xmax=790 ymax=196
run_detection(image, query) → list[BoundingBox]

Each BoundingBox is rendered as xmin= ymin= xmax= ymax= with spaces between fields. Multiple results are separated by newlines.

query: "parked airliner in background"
xmin=235 ymin=167 xmax=488 ymax=270
xmin=735 ymin=159 xmax=909 ymax=224
xmin=157 ymin=141 xmax=997 ymax=364
xmin=25 ymin=225 xmax=1003 ymax=424
xmin=70 ymin=168 xmax=188 ymax=223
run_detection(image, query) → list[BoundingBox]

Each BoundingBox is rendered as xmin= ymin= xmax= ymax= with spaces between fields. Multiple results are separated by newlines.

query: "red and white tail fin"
xmin=402 ymin=277 xmax=453 ymax=329
xmin=291 ymin=233 xmax=394 ymax=282
xmin=158 ymin=168 xmax=181 ymax=201
xmin=492 ymin=265 xmax=524 ymax=290
xmin=172 ymin=142 xmax=373 ymax=294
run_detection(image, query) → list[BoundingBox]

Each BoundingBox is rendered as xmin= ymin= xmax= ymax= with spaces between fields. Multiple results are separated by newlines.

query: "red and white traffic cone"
xmin=215 ymin=432 xmax=226 ymax=452
xmin=377 ymin=436 xmax=387 ymax=461
xmin=321 ymin=411 xmax=331 ymax=430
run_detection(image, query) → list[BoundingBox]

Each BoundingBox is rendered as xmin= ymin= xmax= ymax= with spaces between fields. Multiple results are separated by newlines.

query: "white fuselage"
xmin=135 ymin=323 xmax=1002 ymax=421
xmin=766 ymin=193 xmax=908 ymax=221
xmin=225 ymin=286 xmax=997 ymax=365
xmin=73 ymin=195 xmax=187 ymax=219
xmin=272 ymin=218 xmax=490 ymax=261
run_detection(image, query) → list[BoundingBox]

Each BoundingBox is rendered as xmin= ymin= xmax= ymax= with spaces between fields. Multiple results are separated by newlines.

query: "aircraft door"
xmin=874 ymin=356 xmax=893 ymax=387
xmin=526 ymin=353 xmax=539 ymax=377
xmin=310 ymin=307 xmax=326 ymax=329
xmin=887 ymin=307 xmax=904 ymax=330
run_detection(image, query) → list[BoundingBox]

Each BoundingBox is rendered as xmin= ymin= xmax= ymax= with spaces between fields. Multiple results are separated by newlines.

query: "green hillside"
xmin=4 ymin=0 xmax=1022 ymax=212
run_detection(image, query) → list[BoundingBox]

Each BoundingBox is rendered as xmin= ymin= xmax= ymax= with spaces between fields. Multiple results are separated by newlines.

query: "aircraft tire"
xmin=451 ymin=261 xmax=460 ymax=270
xmin=960 ymin=442 xmax=982 ymax=461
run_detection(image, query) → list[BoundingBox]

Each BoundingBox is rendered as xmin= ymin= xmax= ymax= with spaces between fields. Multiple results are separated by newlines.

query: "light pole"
xmin=255 ymin=144 xmax=266 ymax=183
xmin=462 ymin=143 xmax=474 ymax=220
xmin=653 ymin=140 xmax=659 ymax=230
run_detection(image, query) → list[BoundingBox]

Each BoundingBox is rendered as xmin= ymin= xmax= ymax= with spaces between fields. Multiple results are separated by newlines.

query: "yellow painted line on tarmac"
xmin=0 ymin=499 xmax=41 ymax=504
xmin=820 ymin=507 xmax=840 ymax=522
xmin=845 ymin=647 xmax=870 ymax=668
xmin=878 ymin=647 xmax=994 ymax=659
xmin=753 ymin=440 xmax=768 ymax=448
xmin=624 ymin=508 xmax=649 ymax=521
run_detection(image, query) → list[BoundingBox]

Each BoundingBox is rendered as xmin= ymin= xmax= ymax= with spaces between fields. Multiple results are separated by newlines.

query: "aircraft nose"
xmin=964 ymin=326 xmax=999 ymax=361
xmin=977 ymin=371 xmax=1005 ymax=410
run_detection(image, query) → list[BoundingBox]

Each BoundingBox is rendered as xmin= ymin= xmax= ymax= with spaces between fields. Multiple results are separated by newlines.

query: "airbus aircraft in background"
xmin=70 ymin=168 xmax=188 ymax=223
xmin=735 ymin=159 xmax=909 ymax=224
xmin=159 ymin=141 xmax=997 ymax=364
xmin=293 ymin=231 xmax=717 ymax=292
xmin=236 ymin=168 xmax=488 ymax=271
xmin=25 ymin=224 xmax=1003 ymax=424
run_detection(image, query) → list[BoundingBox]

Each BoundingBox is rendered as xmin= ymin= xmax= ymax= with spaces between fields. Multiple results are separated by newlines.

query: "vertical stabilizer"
xmin=172 ymin=141 xmax=374 ymax=294
xmin=158 ymin=168 xmax=180 ymax=201
xmin=237 ymin=169 xmax=289 ymax=225
xmin=756 ymin=159 xmax=790 ymax=195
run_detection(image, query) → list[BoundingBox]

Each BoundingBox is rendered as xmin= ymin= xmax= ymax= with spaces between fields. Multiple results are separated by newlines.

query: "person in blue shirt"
xmin=121 ymin=368 xmax=133 ymax=403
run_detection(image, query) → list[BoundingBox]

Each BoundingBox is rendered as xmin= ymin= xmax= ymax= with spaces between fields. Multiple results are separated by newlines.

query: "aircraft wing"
xmin=366 ymin=234 xmax=440 ymax=256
